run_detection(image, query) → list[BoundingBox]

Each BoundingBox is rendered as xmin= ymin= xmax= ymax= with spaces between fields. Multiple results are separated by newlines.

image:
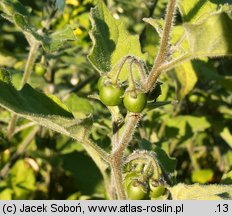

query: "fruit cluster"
xmin=123 ymin=160 xmax=167 ymax=200
xmin=98 ymin=76 xmax=147 ymax=113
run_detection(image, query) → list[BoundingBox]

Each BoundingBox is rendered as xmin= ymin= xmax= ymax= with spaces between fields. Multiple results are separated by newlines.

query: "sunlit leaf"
xmin=191 ymin=169 xmax=214 ymax=184
xmin=184 ymin=13 xmax=232 ymax=57
xmin=170 ymin=183 xmax=232 ymax=200
xmin=220 ymin=127 xmax=232 ymax=148
xmin=175 ymin=61 xmax=198 ymax=100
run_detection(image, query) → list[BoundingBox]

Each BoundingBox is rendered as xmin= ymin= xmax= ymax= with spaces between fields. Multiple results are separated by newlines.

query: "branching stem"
xmin=145 ymin=0 xmax=177 ymax=91
xmin=110 ymin=0 xmax=178 ymax=199
xmin=111 ymin=114 xmax=141 ymax=199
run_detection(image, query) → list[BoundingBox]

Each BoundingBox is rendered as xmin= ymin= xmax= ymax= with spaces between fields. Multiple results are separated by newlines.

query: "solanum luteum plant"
xmin=87 ymin=0 xmax=232 ymax=199
xmin=0 ymin=0 xmax=232 ymax=200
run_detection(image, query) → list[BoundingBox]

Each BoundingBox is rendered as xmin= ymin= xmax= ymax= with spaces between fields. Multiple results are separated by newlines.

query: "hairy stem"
xmin=112 ymin=56 xmax=133 ymax=84
xmin=114 ymin=114 xmax=141 ymax=156
xmin=159 ymin=53 xmax=192 ymax=72
xmin=109 ymin=0 xmax=178 ymax=199
xmin=13 ymin=122 xmax=37 ymax=135
xmin=7 ymin=41 xmax=40 ymax=139
xmin=111 ymin=152 xmax=126 ymax=199
xmin=145 ymin=0 xmax=177 ymax=91
xmin=20 ymin=41 xmax=40 ymax=88
xmin=111 ymin=114 xmax=141 ymax=199
xmin=139 ymin=160 xmax=152 ymax=183
xmin=108 ymin=106 xmax=124 ymax=151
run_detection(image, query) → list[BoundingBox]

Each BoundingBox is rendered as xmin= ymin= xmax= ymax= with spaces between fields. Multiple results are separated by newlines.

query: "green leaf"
xmin=0 ymin=81 xmax=72 ymax=118
xmin=55 ymin=0 xmax=66 ymax=11
xmin=0 ymin=188 xmax=13 ymax=200
xmin=146 ymin=101 xmax=174 ymax=112
xmin=184 ymin=13 xmax=232 ymax=58
xmin=154 ymin=146 xmax=177 ymax=174
xmin=13 ymin=13 xmax=43 ymax=42
xmin=178 ymin=0 xmax=218 ymax=23
xmin=220 ymin=127 xmax=232 ymax=148
xmin=175 ymin=61 xmax=198 ymax=100
xmin=13 ymin=14 xmax=76 ymax=52
xmin=221 ymin=170 xmax=232 ymax=184
xmin=61 ymin=151 xmax=104 ymax=196
xmin=169 ymin=183 xmax=232 ymax=200
xmin=10 ymin=160 xmax=36 ymax=199
xmin=165 ymin=115 xmax=211 ymax=136
xmin=191 ymin=169 xmax=214 ymax=184
xmin=143 ymin=18 xmax=163 ymax=37
xmin=64 ymin=94 xmax=94 ymax=119
xmin=0 ymin=68 xmax=11 ymax=83
xmin=42 ymin=27 xmax=77 ymax=52
xmin=88 ymin=1 xmax=147 ymax=81
xmin=0 ymin=0 xmax=30 ymax=17
xmin=0 ymin=72 xmax=92 ymax=141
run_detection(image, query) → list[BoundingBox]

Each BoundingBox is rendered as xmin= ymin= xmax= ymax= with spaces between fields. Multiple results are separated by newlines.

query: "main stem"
xmin=110 ymin=0 xmax=177 ymax=199
xmin=111 ymin=115 xmax=141 ymax=199
xmin=7 ymin=40 xmax=40 ymax=138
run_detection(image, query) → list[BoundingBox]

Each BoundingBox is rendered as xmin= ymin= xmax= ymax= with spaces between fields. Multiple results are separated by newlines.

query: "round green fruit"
xmin=97 ymin=77 xmax=105 ymax=90
xmin=123 ymin=92 xmax=147 ymax=113
xmin=149 ymin=180 xmax=165 ymax=198
xmin=99 ymin=84 xmax=124 ymax=106
xmin=34 ymin=63 xmax=46 ymax=76
xmin=189 ymin=94 xmax=199 ymax=103
xmin=126 ymin=180 xmax=147 ymax=200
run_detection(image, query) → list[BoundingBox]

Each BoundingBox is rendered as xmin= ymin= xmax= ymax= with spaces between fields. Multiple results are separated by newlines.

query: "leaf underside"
xmin=0 ymin=70 xmax=92 ymax=141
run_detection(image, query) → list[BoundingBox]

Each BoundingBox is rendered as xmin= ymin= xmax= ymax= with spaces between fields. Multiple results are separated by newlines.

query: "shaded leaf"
xmin=154 ymin=146 xmax=177 ymax=174
xmin=43 ymin=27 xmax=77 ymax=52
xmin=13 ymin=13 xmax=44 ymax=42
xmin=88 ymin=1 xmax=146 ymax=81
xmin=61 ymin=151 xmax=104 ymax=196
xmin=0 ymin=68 xmax=11 ymax=83
xmin=0 ymin=0 xmax=30 ymax=17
